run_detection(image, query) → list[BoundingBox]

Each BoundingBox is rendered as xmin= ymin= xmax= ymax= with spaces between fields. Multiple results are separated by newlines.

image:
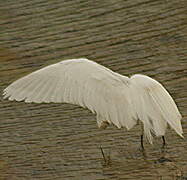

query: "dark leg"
xmin=140 ymin=134 xmax=147 ymax=158
xmin=155 ymin=136 xmax=172 ymax=163
xmin=162 ymin=136 xmax=166 ymax=148
xmin=100 ymin=146 xmax=111 ymax=165
xmin=141 ymin=134 xmax=144 ymax=150
xmin=140 ymin=122 xmax=145 ymax=151
xmin=100 ymin=146 xmax=107 ymax=163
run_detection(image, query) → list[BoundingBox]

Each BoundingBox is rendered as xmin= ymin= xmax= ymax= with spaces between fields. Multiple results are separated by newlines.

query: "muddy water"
xmin=0 ymin=0 xmax=187 ymax=179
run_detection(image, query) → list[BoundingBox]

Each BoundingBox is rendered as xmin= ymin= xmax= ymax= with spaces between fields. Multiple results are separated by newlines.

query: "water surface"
xmin=0 ymin=0 xmax=187 ymax=179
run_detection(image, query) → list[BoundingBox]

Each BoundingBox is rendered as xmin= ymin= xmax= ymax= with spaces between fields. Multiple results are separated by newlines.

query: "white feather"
xmin=3 ymin=58 xmax=183 ymax=143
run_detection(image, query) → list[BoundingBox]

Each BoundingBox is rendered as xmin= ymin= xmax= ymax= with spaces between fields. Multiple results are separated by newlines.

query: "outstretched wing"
xmin=130 ymin=74 xmax=183 ymax=143
xmin=3 ymin=58 xmax=137 ymax=130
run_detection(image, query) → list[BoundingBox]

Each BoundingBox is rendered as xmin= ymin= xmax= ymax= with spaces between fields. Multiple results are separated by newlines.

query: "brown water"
xmin=0 ymin=0 xmax=187 ymax=179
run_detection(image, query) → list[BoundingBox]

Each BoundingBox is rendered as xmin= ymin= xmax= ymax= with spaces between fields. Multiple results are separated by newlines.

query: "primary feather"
xmin=3 ymin=58 xmax=183 ymax=143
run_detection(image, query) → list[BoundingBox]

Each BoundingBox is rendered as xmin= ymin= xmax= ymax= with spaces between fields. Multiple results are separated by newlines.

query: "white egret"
xmin=3 ymin=58 xmax=183 ymax=148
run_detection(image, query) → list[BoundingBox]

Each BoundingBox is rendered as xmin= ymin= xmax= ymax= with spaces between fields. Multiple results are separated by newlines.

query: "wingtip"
xmin=180 ymin=134 xmax=184 ymax=139
xmin=2 ymin=91 xmax=8 ymax=100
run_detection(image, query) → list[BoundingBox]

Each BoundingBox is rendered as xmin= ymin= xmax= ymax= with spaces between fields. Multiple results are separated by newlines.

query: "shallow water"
xmin=0 ymin=0 xmax=187 ymax=179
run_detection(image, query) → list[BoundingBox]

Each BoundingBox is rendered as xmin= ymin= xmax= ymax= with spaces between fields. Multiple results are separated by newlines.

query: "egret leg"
xmin=100 ymin=146 xmax=107 ymax=163
xmin=140 ymin=134 xmax=147 ymax=158
xmin=162 ymin=136 xmax=166 ymax=148
xmin=141 ymin=134 xmax=144 ymax=150
xmin=140 ymin=122 xmax=145 ymax=151
xmin=100 ymin=146 xmax=111 ymax=165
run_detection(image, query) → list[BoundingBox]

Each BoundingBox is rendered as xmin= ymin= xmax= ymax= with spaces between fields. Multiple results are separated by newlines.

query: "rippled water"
xmin=0 ymin=0 xmax=187 ymax=179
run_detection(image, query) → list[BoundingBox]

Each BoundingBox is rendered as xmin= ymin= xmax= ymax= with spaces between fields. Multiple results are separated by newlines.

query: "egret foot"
xmin=155 ymin=156 xmax=172 ymax=164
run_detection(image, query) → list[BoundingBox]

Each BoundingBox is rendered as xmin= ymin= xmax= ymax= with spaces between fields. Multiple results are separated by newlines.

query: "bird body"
xmin=3 ymin=58 xmax=183 ymax=144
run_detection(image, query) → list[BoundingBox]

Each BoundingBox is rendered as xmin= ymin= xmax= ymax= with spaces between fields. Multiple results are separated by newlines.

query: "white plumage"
xmin=3 ymin=58 xmax=183 ymax=144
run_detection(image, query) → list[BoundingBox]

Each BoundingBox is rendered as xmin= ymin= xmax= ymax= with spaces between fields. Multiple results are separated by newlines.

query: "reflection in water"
xmin=0 ymin=0 xmax=186 ymax=179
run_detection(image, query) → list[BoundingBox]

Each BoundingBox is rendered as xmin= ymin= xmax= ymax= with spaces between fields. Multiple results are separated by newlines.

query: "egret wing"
xmin=130 ymin=74 xmax=183 ymax=143
xmin=3 ymin=58 xmax=137 ymax=130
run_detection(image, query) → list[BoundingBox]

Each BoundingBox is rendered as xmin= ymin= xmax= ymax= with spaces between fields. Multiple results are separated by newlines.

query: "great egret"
xmin=3 ymin=58 xmax=183 ymax=148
